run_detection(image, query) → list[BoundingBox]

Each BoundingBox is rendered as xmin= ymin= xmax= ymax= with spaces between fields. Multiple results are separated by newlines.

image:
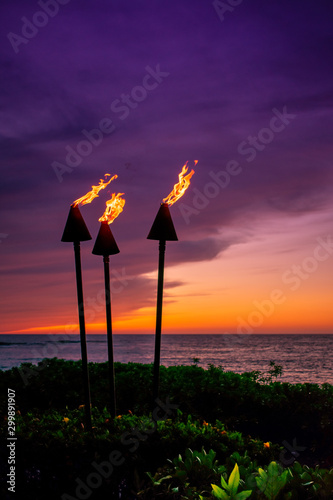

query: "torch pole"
xmin=148 ymin=203 xmax=177 ymax=408
xmin=153 ymin=239 xmax=166 ymax=405
xmin=73 ymin=241 xmax=92 ymax=431
xmin=103 ymin=255 xmax=117 ymax=418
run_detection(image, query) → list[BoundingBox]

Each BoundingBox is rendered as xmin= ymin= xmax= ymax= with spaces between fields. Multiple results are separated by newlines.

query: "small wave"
xmin=57 ymin=340 xmax=80 ymax=343
xmin=0 ymin=342 xmax=49 ymax=347
xmin=0 ymin=342 xmax=25 ymax=346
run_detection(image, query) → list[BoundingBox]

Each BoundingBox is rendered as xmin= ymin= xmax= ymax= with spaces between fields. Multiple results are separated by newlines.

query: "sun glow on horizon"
xmin=3 ymin=210 xmax=333 ymax=336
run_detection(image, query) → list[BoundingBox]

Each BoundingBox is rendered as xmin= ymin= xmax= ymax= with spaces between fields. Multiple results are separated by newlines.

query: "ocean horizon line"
xmin=1 ymin=331 xmax=333 ymax=336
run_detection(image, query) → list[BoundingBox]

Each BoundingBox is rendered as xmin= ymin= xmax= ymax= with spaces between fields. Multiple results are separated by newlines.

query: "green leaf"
xmin=301 ymin=471 xmax=312 ymax=481
xmin=231 ymin=452 xmax=241 ymax=462
xmin=256 ymin=462 xmax=288 ymax=500
xmin=267 ymin=461 xmax=280 ymax=477
xmin=235 ymin=491 xmax=253 ymax=500
xmin=258 ymin=467 xmax=267 ymax=479
xmin=228 ymin=463 xmax=240 ymax=495
xmin=184 ymin=458 xmax=192 ymax=470
xmin=212 ymin=484 xmax=230 ymax=499
xmin=302 ymin=481 xmax=314 ymax=487
xmin=220 ymin=473 xmax=229 ymax=491
xmin=293 ymin=461 xmax=303 ymax=474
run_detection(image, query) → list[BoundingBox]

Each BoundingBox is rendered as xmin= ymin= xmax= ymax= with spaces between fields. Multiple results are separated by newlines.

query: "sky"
xmin=0 ymin=0 xmax=332 ymax=335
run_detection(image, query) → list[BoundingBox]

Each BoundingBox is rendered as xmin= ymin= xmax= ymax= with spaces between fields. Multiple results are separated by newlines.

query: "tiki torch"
xmin=92 ymin=192 xmax=125 ymax=418
xmin=61 ymin=174 xmax=116 ymax=430
xmin=147 ymin=162 xmax=196 ymax=404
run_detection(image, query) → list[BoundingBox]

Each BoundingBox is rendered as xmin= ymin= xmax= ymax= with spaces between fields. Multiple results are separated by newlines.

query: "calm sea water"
xmin=0 ymin=334 xmax=332 ymax=385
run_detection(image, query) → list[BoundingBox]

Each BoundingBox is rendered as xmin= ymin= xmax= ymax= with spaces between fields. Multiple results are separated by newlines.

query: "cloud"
xmin=1 ymin=0 xmax=333 ymax=333
xmin=267 ymin=191 xmax=330 ymax=215
xmin=168 ymin=238 xmax=232 ymax=264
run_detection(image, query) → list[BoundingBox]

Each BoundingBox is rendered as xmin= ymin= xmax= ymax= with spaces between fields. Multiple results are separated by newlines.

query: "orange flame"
xmin=72 ymin=174 xmax=117 ymax=207
xmin=99 ymin=193 xmax=125 ymax=224
xmin=163 ymin=161 xmax=197 ymax=206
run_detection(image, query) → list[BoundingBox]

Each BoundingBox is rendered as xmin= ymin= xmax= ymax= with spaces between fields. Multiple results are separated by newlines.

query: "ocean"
xmin=0 ymin=333 xmax=332 ymax=385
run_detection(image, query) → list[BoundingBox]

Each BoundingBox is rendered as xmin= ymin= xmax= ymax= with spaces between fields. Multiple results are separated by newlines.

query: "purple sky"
xmin=1 ymin=0 xmax=333 ymax=334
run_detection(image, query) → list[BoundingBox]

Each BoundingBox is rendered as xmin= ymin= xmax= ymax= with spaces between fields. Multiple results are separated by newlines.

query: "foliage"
xmin=1 ymin=359 xmax=333 ymax=498
xmin=139 ymin=446 xmax=333 ymax=499
xmin=211 ymin=463 xmax=252 ymax=499
xmin=255 ymin=461 xmax=288 ymax=499
xmin=1 ymin=357 xmax=332 ymax=468
xmin=243 ymin=361 xmax=283 ymax=384
xmin=285 ymin=461 xmax=333 ymax=499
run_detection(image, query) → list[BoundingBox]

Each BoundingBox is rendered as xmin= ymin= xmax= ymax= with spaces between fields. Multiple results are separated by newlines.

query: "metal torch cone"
xmin=92 ymin=221 xmax=119 ymax=418
xmin=147 ymin=203 xmax=178 ymax=407
xmin=61 ymin=205 xmax=93 ymax=431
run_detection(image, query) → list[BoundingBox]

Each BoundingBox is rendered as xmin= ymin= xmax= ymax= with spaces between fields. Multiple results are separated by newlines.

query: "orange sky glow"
xmin=2 ymin=208 xmax=332 ymax=336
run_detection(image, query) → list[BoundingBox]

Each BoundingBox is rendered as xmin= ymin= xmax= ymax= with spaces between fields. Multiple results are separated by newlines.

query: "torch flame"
xmin=162 ymin=161 xmax=197 ymax=206
xmin=72 ymin=174 xmax=117 ymax=207
xmin=99 ymin=193 xmax=125 ymax=224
